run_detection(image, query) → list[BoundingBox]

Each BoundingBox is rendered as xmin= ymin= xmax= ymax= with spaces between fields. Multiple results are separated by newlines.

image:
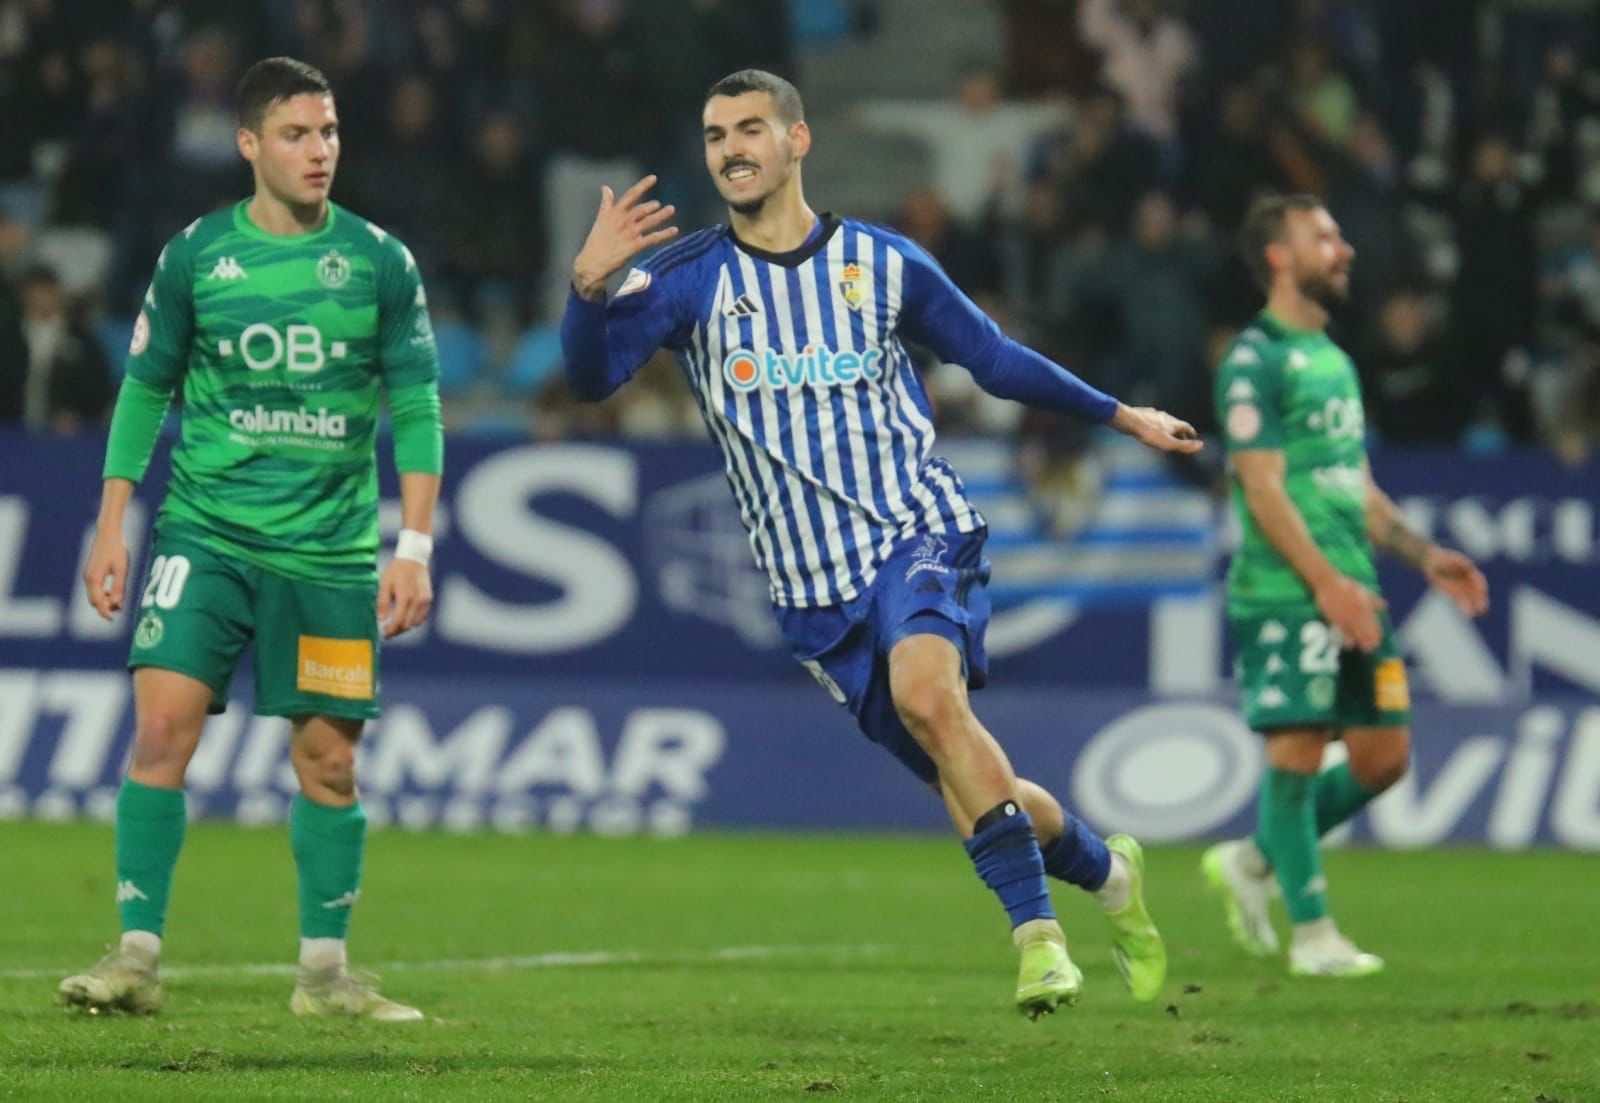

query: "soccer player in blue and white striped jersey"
xmin=561 ymin=69 xmax=1199 ymax=1018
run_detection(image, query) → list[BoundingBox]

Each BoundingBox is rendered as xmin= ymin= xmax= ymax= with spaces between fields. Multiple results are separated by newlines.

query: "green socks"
xmin=1253 ymin=767 xmax=1327 ymax=923
xmin=1314 ymin=763 xmax=1381 ymax=836
xmin=290 ymin=794 xmax=366 ymax=940
xmin=115 ymin=780 xmax=187 ymax=936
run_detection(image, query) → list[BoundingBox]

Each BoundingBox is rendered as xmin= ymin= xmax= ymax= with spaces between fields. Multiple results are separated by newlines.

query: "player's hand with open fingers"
xmin=1422 ymin=546 xmax=1489 ymax=618
xmin=1109 ymin=404 xmax=1204 ymax=455
xmin=571 ymin=174 xmax=679 ymax=302
xmin=377 ymin=558 xmax=433 ymax=639
xmin=1313 ymin=573 xmax=1386 ymax=653
xmin=82 ymin=527 xmax=129 ymax=621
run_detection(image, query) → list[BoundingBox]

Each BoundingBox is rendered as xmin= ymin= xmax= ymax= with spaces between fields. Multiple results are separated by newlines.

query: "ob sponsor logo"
xmin=722 ymin=346 xmax=884 ymax=393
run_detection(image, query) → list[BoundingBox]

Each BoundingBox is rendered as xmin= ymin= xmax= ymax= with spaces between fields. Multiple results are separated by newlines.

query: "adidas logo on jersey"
xmin=208 ymin=256 xmax=248 ymax=281
xmin=724 ymin=294 xmax=762 ymax=318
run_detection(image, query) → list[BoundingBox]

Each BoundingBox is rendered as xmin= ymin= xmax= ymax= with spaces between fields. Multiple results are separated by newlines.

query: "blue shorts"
xmin=775 ymin=528 xmax=992 ymax=785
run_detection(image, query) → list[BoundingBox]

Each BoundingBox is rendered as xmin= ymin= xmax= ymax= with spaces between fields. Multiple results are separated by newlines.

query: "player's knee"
xmin=1353 ymin=749 xmax=1409 ymax=793
xmin=892 ymin=677 xmax=968 ymax=757
xmin=131 ymin=707 xmax=202 ymax=773
xmin=294 ymin=733 xmax=357 ymax=795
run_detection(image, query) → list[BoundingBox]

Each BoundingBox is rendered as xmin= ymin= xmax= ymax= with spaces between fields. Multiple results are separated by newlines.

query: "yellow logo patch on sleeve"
xmin=297 ymin=636 xmax=374 ymax=700
xmin=1375 ymin=658 xmax=1410 ymax=713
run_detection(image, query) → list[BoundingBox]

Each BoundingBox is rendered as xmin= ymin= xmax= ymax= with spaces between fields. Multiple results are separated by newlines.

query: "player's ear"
xmin=237 ymin=127 xmax=259 ymax=164
xmin=789 ymin=120 xmax=811 ymax=160
xmin=1263 ymin=239 xmax=1288 ymax=281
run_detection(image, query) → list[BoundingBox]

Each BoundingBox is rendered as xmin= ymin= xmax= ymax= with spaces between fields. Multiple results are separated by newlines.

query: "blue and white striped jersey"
xmin=562 ymin=214 xmax=1118 ymax=608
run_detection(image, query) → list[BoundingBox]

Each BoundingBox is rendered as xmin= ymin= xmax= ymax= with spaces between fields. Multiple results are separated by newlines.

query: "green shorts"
xmin=127 ymin=537 xmax=381 ymax=719
xmin=1230 ymin=605 xmax=1412 ymax=733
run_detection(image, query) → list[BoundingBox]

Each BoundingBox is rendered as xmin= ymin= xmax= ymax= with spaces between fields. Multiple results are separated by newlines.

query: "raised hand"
xmin=571 ymin=175 xmax=679 ymax=301
xmin=1109 ymin=405 xmax=1204 ymax=455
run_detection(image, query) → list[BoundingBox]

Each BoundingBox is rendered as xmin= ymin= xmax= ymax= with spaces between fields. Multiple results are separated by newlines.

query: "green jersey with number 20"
xmin=1215 ymin=311 xmax=1376 ymax=615
xmin=128 ymin=200 xmax=438 ymax=583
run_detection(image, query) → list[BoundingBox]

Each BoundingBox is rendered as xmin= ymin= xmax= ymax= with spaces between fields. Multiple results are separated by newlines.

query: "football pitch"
xmin=0 ymin=822 xmax=1593 ymax=1102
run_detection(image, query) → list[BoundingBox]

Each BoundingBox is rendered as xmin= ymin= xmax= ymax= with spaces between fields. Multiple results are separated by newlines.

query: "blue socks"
xmin=963 ymin=806 xmax=1055 ymax=928
xmin=1040 ymin=815 xmax=1112 ymax=891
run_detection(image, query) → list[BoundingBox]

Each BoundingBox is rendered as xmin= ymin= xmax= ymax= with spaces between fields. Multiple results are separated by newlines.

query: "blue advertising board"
xmin=2 ymin=432 xmax=1597 ymax=844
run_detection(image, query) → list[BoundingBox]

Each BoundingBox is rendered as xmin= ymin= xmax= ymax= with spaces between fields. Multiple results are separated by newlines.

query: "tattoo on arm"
xmin=1381 ymin=515 xmax=1432 ymax=569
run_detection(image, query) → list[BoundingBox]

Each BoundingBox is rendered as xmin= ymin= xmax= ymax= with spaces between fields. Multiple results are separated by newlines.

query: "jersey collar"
xmin=232 ymin=199 xmax=340 ymax=243
xmin=728 ymin=212 xmax=841 ymax=267
xmin=1258 ymin=309 xmax=1324 ymax=340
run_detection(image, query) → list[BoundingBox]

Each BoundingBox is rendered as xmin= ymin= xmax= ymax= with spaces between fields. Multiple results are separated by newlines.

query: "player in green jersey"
xmin=60 ymin=58 xmax=443 ymax=1020
xmin=1201 ymin=195 xmax=1488 ymax=977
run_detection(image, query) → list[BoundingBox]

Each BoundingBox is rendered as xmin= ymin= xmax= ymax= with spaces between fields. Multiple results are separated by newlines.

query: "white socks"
xmin=120 ymin=930 xmax=161 ymax=963
xmin=300 ymin=937 xmax=347 ymax=973
xmin=118 ymin=932 xmax=348 ymax=973
xmin=1095 ymin=852 xmax=1133 ymax=913
xmin=1293 ymin=917 xmax=1338 ymax=945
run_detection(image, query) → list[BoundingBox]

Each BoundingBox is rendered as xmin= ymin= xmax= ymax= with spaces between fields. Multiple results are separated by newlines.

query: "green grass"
xmin=0 ymin=823 xmax=1595 ymax=1101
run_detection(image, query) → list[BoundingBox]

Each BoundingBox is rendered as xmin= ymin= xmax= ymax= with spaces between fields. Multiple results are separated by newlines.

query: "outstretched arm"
xmin=1363 ymin=463 xmax=1488 ymax=617
xmin=895 ymin=241 xmax=1201 ymax=454
xmin=562 ymin=175 xmax=680 ymax=402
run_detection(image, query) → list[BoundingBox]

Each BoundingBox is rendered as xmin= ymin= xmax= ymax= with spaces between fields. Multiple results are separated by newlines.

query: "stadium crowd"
xmin=2 ymin=0 xmax=1599 ymax=464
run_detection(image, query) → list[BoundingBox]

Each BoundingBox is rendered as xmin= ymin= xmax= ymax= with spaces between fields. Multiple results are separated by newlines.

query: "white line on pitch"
xmin=0 ymin=943 xmax=886 ymax=982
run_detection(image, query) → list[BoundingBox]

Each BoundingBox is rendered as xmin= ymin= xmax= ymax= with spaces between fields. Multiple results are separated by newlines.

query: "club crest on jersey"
xmin=316 ymin=250 xmax=351 ymax=289
xmin=839 ymin=263 xmax=864 ymax=311
xmin=722 ymin=345 xmax=884 ymax=392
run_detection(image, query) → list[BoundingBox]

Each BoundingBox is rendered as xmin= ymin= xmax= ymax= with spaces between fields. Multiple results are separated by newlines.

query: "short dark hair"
xmin=1239 ymin=194 xmax=1324 ymax=291
xmin=705 ymin=69 xmax=804 ymax=126
xmin=236 ymin=57 xmax=332 ymax=131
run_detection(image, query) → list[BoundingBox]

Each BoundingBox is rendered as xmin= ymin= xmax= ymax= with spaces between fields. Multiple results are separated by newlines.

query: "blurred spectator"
xmin=1194 ymin=84 xmax=1291 ymax=234
xmin=442 ymin=111 xmax=546 ymax=322
xmin=1076 ymin=191 xmax=1221 ymax=407
xmin=341 ymin=75 xmax=454 ymax=269
xmin=0 ymin=0 xmax=1597 ymax=458
xmin=51 ymin=37 xmax=145 ymax=227
xmin=1035 ymin=84 xmax=1163 ymax=240
xmin=859 ymin=63 xmax=1065 ymax=224
xmin=1075 ymin=0 xmax=1196 ymax=149
xmin=154 ymin=28 xmax=245 ymax=219
xmin=897 ymin=187 xmax=999 ymax=298
xmin=1523 ymin=44 xmax=1600 ymax=201
xmin=1183 ymin=0 xmax=1292 ymax=91
xmin=1291 ymin=0 xmax=1379 ymax=91
xmin=538 ymin=0 xmax=648 ymax=319
xmin=1452 ymin=132 xmax=1542 ymax=439
xmin=1387 ymin=60 xmax=1460 ymax=206
xmin=1359 ymin=287 xmax=1469 ymax=443
xmin=0 ymin=264 xmax=114 ymax=432
xmin=1286 ymin=37 xmax=1357 ymax=148
xmin=1325 ymin=112 xmax=1425 ymax=327
xmin=1537 ymin=206 xmax=1600 ymax=460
